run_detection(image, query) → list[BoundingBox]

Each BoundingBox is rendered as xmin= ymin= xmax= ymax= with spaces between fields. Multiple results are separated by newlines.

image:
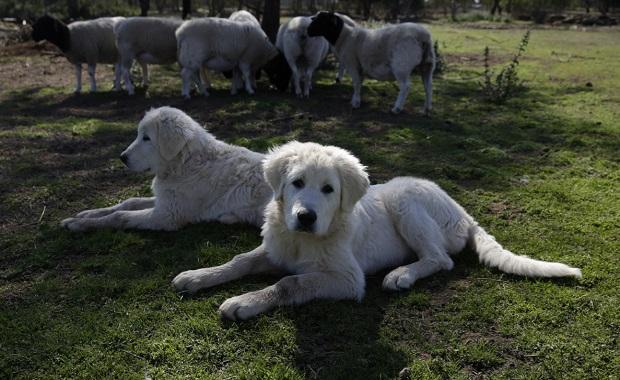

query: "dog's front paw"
xmin=75 ymin=209 xmax=108 ymax=219
xmin=60 ymin=217 xmax=88 ymax=232
xmin=382 ymin=266 xmax=416 ymax=291
xmin=172 ymin=268 xmax=224 ymax=294
xmin=218 ymin=292 xmax=270 ymax=321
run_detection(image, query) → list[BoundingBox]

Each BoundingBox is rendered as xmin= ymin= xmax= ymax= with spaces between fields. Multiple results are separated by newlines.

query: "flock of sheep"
xmin=31 ymin=10 xmax=435 ymax=113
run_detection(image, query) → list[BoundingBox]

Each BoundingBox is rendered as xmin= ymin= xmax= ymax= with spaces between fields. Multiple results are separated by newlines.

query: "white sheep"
xmin=31 ymin=15 xmax=124 ymax=93
xmin=276 ymin=16 xmax=329 ymax=97
xmin=227 ymin=10 xmax=261 ymax=95
xmin=308 ymin=12 xmax=435 ymax=114
xmin=176 ymin=17 xmax=290 ymax=99
xmin=228 ymin=10 xmax=260 ymax=27
xmin=114 ymin=17 xmax=185 ymax=95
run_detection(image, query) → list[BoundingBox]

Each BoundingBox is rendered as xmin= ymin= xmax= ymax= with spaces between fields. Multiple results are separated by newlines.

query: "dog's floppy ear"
xmin=332 ymin=147 xmax=369 ymax=212
xmin=263 ymin=141 xmax=301 ymax=200
xmin=157 ymin=113 xmax=191 ymax=161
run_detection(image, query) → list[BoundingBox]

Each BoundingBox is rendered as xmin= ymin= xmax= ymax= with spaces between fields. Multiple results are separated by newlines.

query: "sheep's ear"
xmin=157 ymin=117 xmax=190 ymax=161
xmin=263 ymin=142 xmax=300 ymax=200
xmin=334 ymin=148 xmax=369 ymax=212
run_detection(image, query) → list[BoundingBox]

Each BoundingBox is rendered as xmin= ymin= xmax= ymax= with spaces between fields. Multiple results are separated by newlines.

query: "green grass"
xmin=1 ymin=24 xmax=619 ymax=379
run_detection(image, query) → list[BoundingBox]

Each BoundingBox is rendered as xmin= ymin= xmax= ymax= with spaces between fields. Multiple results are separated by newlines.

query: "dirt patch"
xmin=487 ymin=200 xmax=523 ymax=221
xmin=0 ymin=41 xmax=118 ymax=93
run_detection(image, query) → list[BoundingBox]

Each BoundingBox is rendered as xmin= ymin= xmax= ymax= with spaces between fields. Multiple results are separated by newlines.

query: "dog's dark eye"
xmin=322 ymin=185 xmax=334 ymax=194
xmin=292 ymin=179 xmax=304 ymax=189
xmin=142 ymin=135 xmax=150 ymax=141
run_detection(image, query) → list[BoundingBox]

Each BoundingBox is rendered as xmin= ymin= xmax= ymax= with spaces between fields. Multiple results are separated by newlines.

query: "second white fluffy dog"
xmin=61 ymin=107 xmax=271 ymax=231
xmin=173 ymin=141 xmax=581 ymax=320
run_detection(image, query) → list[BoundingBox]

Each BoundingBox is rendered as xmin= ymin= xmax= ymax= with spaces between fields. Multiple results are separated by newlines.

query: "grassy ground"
xmin=1 ymin=23 xmax=619 ymax=379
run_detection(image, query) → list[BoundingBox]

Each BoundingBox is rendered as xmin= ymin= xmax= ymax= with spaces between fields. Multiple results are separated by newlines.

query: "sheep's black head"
xmin=263 ymin=51 xmax=292 ymax=92
xmin=307 ymin=11 xmax=343 ymax=45
xmin=32 ymin=15 xmax=70 ymax=52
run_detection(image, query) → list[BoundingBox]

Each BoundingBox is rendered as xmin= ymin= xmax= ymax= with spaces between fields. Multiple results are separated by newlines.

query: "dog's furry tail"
xmin=469 ymin=225 xmax=582 ymax=278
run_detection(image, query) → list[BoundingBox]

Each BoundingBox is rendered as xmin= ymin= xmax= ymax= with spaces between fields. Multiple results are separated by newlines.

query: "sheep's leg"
xmin=87 ymin=64 xmax=97 ymax=92
xmin=193 ymin=73 xmax=207 ymax=96
xmin=74 ymin=64 xmax=82 ymax=94
xmin=199 ymin=66 xmax=212 ymax=90
xmin=239 ymin=63 xmax=255 ymax=95
xmin=121 ymin=60 xmax=135 ymax=95
xmin=303 ymin=67 xmax=315 ymax=97
xmin=113 ymin=64 xmax=122 ymax=91
xmin=140 ymin=62 xmax=149 ymax=87
xmin=230 ymin=68 xmax=242 ymax=95
xmin=250 ymin=70 xmax=257 ymax=91
xmin=291 ymin=67 xmax=302 ymax=97
xmin=349 ymin=70 xmax=363 ymax=108
xmin=392 ymin=73 xmax=411 ymax=114
xmin=421 ymin=65 xmax=433 ymax=115
xmin=336 ymin=62 xmax=346 ymax=83
xmin=181 ymin=67 xmax=194 ymax=99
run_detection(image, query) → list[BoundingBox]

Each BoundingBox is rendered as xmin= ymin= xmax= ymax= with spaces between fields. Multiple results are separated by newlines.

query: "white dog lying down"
xmin=61 ymin=107 xmax=271 ymax=231
xmin=173 ymin=141 xmax=582 ymax=320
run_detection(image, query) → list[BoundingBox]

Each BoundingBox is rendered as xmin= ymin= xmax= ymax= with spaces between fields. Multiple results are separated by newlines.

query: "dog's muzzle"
xmin=296 ymin=209 xmax=317 ymax=232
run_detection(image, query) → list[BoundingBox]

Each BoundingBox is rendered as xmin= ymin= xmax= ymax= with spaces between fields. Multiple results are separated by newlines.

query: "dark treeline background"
xmin=1 ymin=0 xmax=619 ymax=24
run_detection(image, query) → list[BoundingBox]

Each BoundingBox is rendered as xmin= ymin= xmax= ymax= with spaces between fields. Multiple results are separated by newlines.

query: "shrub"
xmin=433 ymin=40 xmax=447 ymax=77
xmin=479 ymin=29 xmax=530 ymax=104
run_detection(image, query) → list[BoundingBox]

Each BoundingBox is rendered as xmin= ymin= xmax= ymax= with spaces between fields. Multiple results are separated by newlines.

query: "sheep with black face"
xmin=32 ymin=15 xmax=124 ymax=93
xmin=307 ymin=11 xmax=435 ymax=114
xmin=175 ymin=17 xmax=291 ymax=99
xmin=276 ymin=16 xmax=330 ymax=98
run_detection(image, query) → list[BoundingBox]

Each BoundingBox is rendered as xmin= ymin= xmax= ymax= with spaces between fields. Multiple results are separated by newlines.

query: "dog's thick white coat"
xmin=173 ymin=141 xmax=582 ymax=320
xmin=276 ymin=16 xmax=329 ymax=97
xmin=61 ymin=107 xmax=271 ymax=231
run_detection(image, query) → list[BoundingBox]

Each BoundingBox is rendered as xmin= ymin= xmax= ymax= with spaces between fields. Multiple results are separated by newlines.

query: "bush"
xmin=479 ymin=30 xmax=530 ymax=104
xmin=433 ymin=40 xmax=447 ymax=77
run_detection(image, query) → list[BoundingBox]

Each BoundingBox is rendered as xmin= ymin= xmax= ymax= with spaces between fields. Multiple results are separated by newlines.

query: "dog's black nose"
xmin=297 ymin=209 xmax=317 ymax=228
xmin=120 ymin=153 xmax=128 ymax=165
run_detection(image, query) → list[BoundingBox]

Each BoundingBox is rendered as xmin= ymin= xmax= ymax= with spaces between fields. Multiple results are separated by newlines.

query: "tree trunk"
xmin=391 ymin=0 xmax=400 ymax=21
xmin=182 ymin=0 xmax=191 ymax=19
xmin=308 ymin=0 xmax=317 ymax=13
xmin=262 ymin=0 xmax=280 ymax=43
xmin=140 ymin=0 xmax=150 ymax=16
xmin=450 ymin=0 xmax=458 ymax=20
xmin=362 ymin=0 xmax=372 ymax=20
xmin=67 ymin=0 xmax=79 ymax=19
xmin=490 ymin=0 xmax=502 ymax=16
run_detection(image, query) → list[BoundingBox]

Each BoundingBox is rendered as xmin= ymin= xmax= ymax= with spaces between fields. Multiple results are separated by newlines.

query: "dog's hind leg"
xmin=172 ymin=245 xmax=281 ymax=294
xmin=74 ymin=197 xmax=156 ymax=219
xmin=382 ymin=207 xmax=454 ymax=291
